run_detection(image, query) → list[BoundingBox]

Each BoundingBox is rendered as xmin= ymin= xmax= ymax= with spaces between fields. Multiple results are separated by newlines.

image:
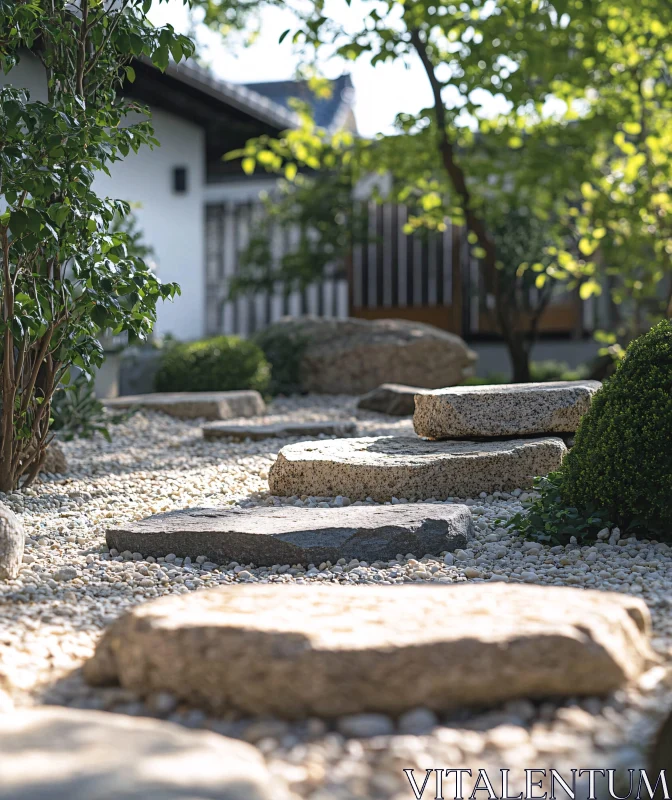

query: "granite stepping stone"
xmin=268 ymin=435 xmax=567 ymax=501
xmin=106 ymin=503 xmax=473 ymax=565
xmin=104 ymin=390 xmax=265 ymax=421
xmin=203 ymin=419 xmax=357 ymax=441
xmin=84 ymin=583 xmax=654 ymax=718
xmin=357 ymin=383 xmax=429 ymax=416
xmin=414 ymin=380 xmax=601 ymax=440
xmin=0 ymin=707 xmax=292 ymax=799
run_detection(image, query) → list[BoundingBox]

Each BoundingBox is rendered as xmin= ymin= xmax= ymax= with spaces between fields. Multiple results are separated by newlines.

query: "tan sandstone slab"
xmin=414 ymin=380 xmax=601 ymax=439
xmin=104 ymin=390 xmax=265 ymax=421
xmin=203 ymin=419 xmax=357 ymax=441
xmin=268 ymin=436 xmax=567 ymax=501
xmin=84 ymin=584 xmax=654 ymax=719
xmin=0 ymin=706 xmax=293 ymax=799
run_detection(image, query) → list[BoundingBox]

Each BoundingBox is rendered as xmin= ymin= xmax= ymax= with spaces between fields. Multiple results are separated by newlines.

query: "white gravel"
xmin=0 ymin=394 xmax=671 ymax=797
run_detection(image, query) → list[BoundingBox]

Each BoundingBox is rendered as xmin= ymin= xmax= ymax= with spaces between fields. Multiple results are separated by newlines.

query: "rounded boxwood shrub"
xmin=154 ymin=336 xmax=270 ymax=395
xmin=561 ymin=319 xmax=672 ymax=532
xmin=511 ymin=320 xmax=672 ymax=543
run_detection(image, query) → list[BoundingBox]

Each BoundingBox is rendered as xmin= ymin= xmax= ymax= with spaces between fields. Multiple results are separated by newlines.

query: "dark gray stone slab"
xmin=357 ymin=384 xmax=429 ymax=416
xmin=203 ymin=420 xmax=357 ymax=441
xmin=106 ymin=504 xmax=473 ymax=566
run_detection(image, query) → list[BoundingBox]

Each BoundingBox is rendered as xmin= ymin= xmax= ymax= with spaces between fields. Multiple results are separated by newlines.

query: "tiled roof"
xmin=244 ymin=74 xmax=354 ymax=131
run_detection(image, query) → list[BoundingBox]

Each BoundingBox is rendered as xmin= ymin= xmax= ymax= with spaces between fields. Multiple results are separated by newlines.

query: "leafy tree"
xmin=204 ymin=0 xmax=672 ymax=380
xmin=0 ymin=0 xmax=194 ymax=491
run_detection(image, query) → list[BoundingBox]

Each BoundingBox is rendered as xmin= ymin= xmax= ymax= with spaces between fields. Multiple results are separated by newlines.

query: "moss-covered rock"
xmin=560 ymin=320 xmax=672 ymax=534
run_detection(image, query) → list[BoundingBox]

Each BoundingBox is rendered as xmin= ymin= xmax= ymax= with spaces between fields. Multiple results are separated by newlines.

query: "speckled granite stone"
xmin=414 ymin=380 xmax=602 ymax=439
xmin=104 ymin=390 xmax=265 ymax=421
xmin=0 ymin=504 xmax=24 ymax=581
xmin=84 ymin=584 xmax=654 ymax=718
xmin=106 ymin=503 xmax=473 ymax=565
xmin=268 ymin=435 xmax=567 ymax=501
xmin=202 ymin=420 xmax=357 ymax=441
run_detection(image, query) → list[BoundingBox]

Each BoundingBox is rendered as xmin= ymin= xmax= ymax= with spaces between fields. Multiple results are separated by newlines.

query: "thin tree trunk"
xmin=410 ymin=28 xmax=528 ymax=381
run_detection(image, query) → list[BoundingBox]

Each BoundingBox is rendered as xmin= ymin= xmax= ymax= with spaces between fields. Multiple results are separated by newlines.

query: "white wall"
xmin=1 ymin=55 xmax=207 ymax=340
xmin=94 ymin=109 xmax=206 ymax=340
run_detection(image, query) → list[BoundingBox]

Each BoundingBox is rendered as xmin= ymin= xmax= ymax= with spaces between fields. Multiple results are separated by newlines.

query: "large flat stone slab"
xmin=414 ymin=380 xmax=601 ymax=439
xmin=203 ymin=419 xmax=357 ymax=441
xmin=84 ymin=584 xmax=654 ymax=718
xmin=104 ymin=390 xmax=265 ymax=421
xmin=0 ymin=707 xmax=293 ymax=799
xmin=357 ymin=383 xmax=429 ymax=416
xmin=106 ymin=504 xmax=473 ymax=565
xmin=268 ymin=436 xmax=567 ymax=501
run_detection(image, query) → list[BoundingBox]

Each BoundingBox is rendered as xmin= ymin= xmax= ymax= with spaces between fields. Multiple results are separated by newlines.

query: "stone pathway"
xmin=269 ymin=436 xmax=567 ymax=500
xmin=0 ymin=394 xmax=670 ymax=797
xmin=106 ymin=503 xmax=473 ymax=566
xmin=104 ymin=390 xmax=265 ymax=420
xmin=85 ymin=583 xmax=654 ymax=718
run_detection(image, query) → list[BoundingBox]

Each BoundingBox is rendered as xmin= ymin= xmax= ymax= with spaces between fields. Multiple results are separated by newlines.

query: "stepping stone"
xmin=269 ymin=436 xmax=566 ymax=501
xmin=0 ymin=706 xmax=292 ymax=799
xmin=203 ymin=419 xmax=357 ymax=441
xmin=84 ymin=584 xmax=654 ymax=718
xmin=104 ymin=390 xmax=265 ymax=421
xmin=106 ymin=504 xmax=473 ymax=566
xmin=357 ymin=383 xmax=428 ymax=416
xmin=414 ymin=380 xmax=601 ymax=439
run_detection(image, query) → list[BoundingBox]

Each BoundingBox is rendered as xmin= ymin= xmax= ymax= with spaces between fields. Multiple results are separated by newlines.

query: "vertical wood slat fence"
xmin=205 ymin=200 xmax=468 ymax=337
xmin=205 ymin=199 xmax=588 ymax=339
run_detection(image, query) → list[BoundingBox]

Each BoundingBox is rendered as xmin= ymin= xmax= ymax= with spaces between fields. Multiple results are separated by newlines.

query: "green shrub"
xmin=154 ymin=336 xmax=270 ymax=394
xmin=529 ymin=360 xmax=589 ymax=382
xmin=51 ymin=374 xmax=129 ymax=442
xmin=509 ymin=320 xmax=672 ymax=543
xmin=253 ymin=327 xmax=308 ymax=396
xmin=462 ymin=361 xmax=588 ymax=387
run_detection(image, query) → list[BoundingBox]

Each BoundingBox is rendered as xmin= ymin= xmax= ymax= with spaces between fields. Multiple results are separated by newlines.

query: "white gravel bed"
xmin=0 ymin=394 xmax=671 ymax=797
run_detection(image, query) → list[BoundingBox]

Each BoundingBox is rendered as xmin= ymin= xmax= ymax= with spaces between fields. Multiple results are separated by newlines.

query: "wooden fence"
xmin=205 ymin=199 xmax=587 ymax=339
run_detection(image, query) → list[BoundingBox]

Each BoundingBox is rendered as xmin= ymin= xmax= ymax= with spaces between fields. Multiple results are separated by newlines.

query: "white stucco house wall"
xmin=1 ymin=53 xmax=356 ymax=341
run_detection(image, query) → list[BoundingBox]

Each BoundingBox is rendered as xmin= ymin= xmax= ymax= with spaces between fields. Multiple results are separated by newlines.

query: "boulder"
xmin=260 ymin=316 xmax=477 ymax=394
xmin=357 ymin=383 xmax=428 ymax=416
xmin=203 ymin=420 xmax=357 ymax=441
xmin=269 ymin=436 xmax=567 ymax=501
xmin=106 ymin=503 xmax=473 ymax=566
xmin=104 ymin=390 xmax=265 ymax=421
xmin=84 ymin=583 xmax=654 ymax=718
xmin=414 ymin=380 xmax=601 ymax=439
xmin=0 ymin=707 xmax=293 ymax=800
xmin=0 ymin=504 xmax=24 ymax=581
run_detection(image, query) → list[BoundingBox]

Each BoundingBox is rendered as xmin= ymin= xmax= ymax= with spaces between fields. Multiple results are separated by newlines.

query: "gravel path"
xmin=0 ymin=395 xmax=670 ymax=797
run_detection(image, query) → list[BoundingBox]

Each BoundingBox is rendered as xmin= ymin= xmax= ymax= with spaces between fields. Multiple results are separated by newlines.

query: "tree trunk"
xmin=508 ymin=334 xmax=532 ymax=383
xmin=410 ymin=28 xmax=532 ymax=381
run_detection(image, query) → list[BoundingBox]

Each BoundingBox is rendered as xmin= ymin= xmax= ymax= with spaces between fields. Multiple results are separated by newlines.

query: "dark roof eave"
xmin=142 ymin=57 xmax=300 ymax=131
